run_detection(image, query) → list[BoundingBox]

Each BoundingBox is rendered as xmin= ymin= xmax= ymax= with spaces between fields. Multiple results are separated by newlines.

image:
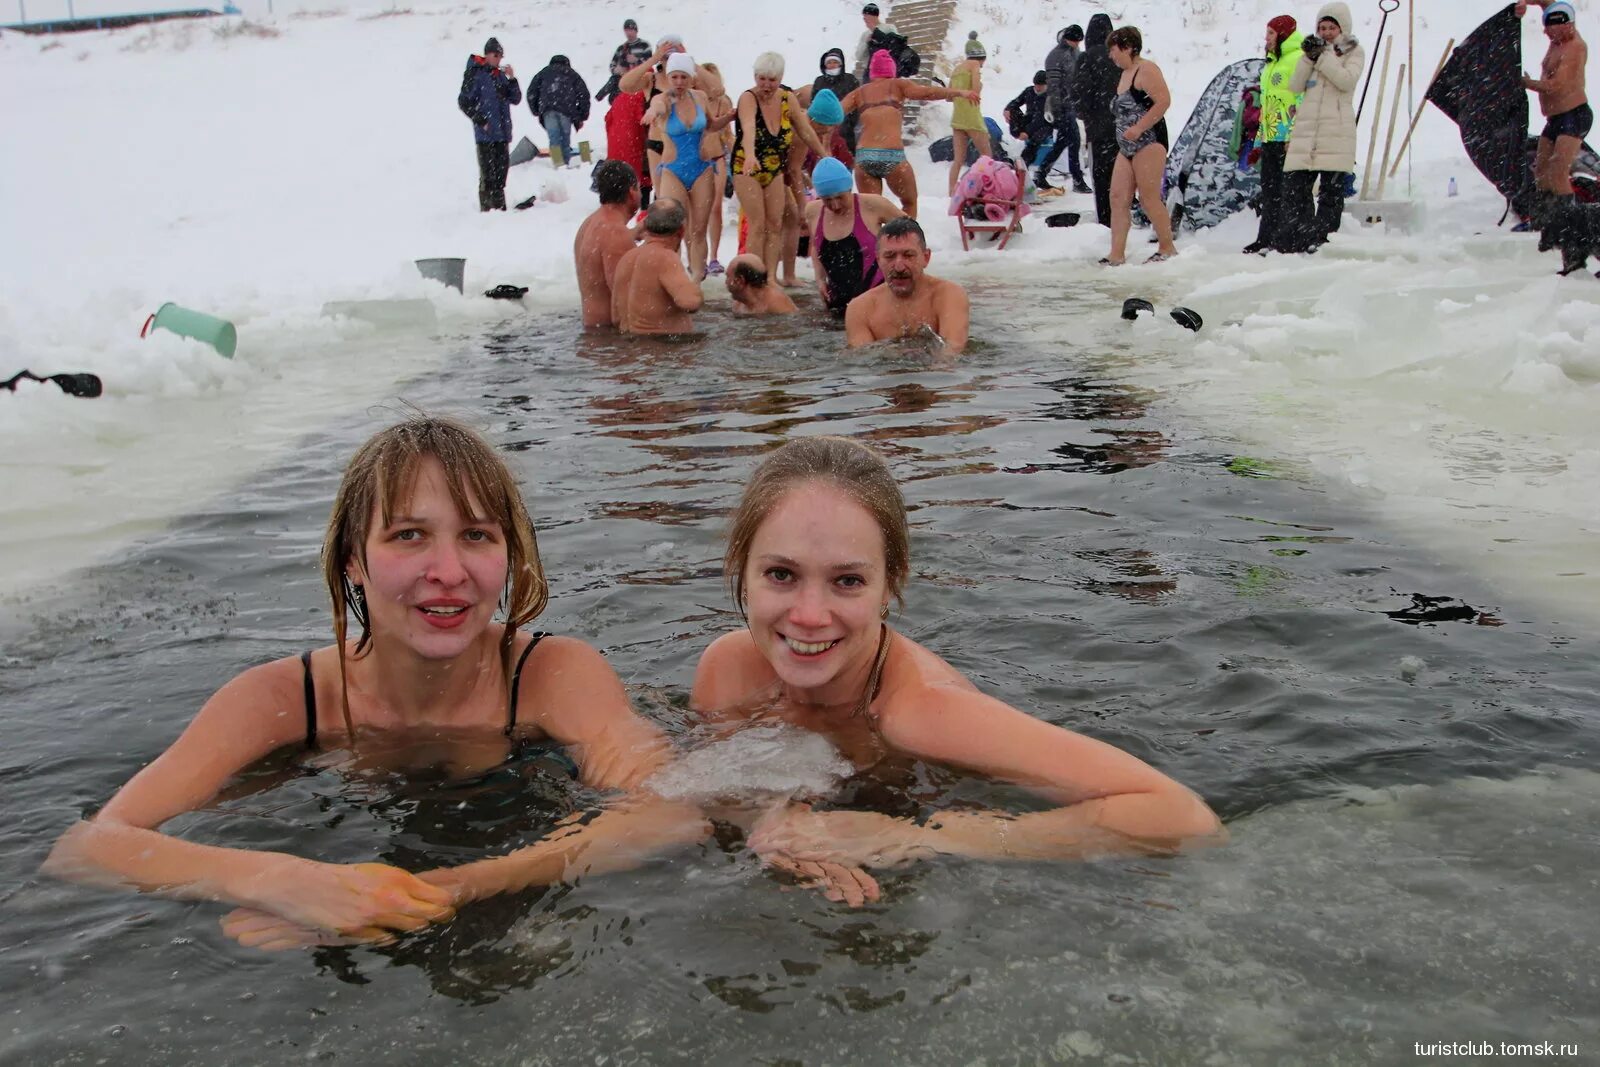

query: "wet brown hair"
xmin=1108 ymin=26 xmax=1143 ymax=57
xmin=320 ymin=415 xmax=547 ymax=735
xmin=725 ymin=436 xmax=910 ymax=616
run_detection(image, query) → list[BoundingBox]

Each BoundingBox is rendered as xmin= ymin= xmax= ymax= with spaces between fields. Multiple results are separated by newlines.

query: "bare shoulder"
xmin=864 ymin=194 xmax=904 ymax=221
xmin=935 ymin=276 xmax=970 ymax=303
xmin=690 ymin=629 xmax=772 ymax=715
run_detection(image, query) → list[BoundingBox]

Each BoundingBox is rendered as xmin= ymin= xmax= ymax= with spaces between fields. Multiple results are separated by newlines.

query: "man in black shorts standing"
xmin=1517 ymin=1 xmax=1590 ymax=239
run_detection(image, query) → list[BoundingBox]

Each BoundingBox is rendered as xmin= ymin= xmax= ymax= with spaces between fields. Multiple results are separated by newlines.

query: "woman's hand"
xmin=748 ymin=805 xmax=938 ymax=869
xmin=742 ymin=155 xmax=759 ymax=177
xmin=219 ymin=907 xmax=395 ymax=951
xmin=244 ymin=858 xmax=456 ymax=935
xmin=762 ymin=853 xmax=880 ymax=907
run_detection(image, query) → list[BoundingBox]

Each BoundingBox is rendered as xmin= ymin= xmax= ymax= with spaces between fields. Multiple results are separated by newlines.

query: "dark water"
xmin=3 ymin=284 xmax=1596 ymax=1065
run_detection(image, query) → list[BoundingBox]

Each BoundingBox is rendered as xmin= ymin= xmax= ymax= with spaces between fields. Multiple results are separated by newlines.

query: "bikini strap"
xmin=505 ymin=632 xmax=548 ymax=735
xmin=300 ymin=650 xmax=317 ymax=749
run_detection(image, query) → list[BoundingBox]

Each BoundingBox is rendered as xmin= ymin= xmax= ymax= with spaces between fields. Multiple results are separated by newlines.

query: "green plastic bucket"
xmin=140 ymin=302 xmax=237 ymax=358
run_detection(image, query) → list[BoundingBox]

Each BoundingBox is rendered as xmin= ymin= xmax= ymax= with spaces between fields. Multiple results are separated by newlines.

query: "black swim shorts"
xmin=1541 ymin=102 xmax=1594 ymax=142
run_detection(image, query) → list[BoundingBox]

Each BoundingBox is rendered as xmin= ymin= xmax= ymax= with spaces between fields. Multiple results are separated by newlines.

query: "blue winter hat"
xmin=807 ymin=88 xmax=845 ymax=126
xmin=812 ymin=157 xmax=854 ymax=196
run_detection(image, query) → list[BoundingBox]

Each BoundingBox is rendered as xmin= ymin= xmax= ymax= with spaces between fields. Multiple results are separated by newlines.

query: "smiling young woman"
xmin=690 ymin=436 xmax=1224 ymax=903
xmin=45 ymin=416 xmax=706 ymax=950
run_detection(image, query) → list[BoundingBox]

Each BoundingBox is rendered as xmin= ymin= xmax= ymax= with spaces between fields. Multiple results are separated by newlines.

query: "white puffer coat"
xmin=1285 ymin=2 xmax=1365 ymax=173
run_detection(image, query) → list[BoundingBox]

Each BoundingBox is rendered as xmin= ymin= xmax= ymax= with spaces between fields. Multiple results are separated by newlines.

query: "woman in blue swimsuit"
xmin=44 ymin=416 xmax=706 ymax=950
xmin=644 ymin=52 xmax=735 ymax=281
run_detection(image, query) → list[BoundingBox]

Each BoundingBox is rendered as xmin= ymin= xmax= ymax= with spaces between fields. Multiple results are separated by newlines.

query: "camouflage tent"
xmin=1165 ymin=58 xmax=1266 ymax=232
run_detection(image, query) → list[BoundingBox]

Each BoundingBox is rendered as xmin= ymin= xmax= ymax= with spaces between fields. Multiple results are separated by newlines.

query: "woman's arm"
xmin=907 ymin=82 xmax=978 ymax=104
xmin=751 ymin=684 xmax=1223 ymax=867
xmin=618 ymin=52 xmax=663 ymax=95
xmin=1316 ymin=45 xmax=1364 ymax=94
xmin=706 ymin=89 xmax=738 ymax=132
xmin=413 ymin=637 xmax=710 ymax=906
xmin=1125 ymin=63 xmax=1172 ymax=140
xmin=737 ymin=91 xmax=759 ymax=174
xmin=43 ymin=659 xmax=454 ymax=935
xmin=790 ymin=93 xmax=828 ymax=159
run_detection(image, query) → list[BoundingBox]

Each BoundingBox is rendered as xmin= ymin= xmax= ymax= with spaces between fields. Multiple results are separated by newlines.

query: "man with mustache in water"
xmin=574 ymin=160 xmax=643 ymax=329
xmin=844 ymin=217 xmax=969 ymax=354
xmin=611 ymin=198 xmax=704 ymax=335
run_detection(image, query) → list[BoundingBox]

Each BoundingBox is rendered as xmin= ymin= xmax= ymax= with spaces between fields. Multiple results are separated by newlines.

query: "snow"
xmin=3 ymin=0 xmax=1599 ymax=621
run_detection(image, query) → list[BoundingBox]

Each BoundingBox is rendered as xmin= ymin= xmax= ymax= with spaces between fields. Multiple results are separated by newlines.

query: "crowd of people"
xmin=464 ymin=1 xmax=1590 ymax=338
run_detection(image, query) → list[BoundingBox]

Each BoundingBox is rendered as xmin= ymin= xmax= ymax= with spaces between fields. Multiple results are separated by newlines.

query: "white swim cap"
xmin=666 ymin=52 xmax=696 ymax=76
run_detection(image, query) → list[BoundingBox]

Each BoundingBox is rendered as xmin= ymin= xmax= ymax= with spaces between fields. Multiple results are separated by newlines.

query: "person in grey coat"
xmin=1037 ymin=24 xmax=1090 ymax=193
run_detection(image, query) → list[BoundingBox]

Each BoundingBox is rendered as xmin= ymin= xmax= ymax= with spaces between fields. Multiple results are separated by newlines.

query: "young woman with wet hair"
xmin=1104 ymin=26 xmax=1179 ymax=265
xmin=46 ymin=416 xmax=706 ymax=949
xmin=690 ymin=436 xmax=1223 ymax=903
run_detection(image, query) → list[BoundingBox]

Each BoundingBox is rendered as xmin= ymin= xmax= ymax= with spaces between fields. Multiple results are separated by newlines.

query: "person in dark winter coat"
xmin=598 ymin=19 xmax=655 ymax=103
xmin=1005 ymin=72 xmax=1055 ymax=178
xmin=813 ymin=47 xmax=862 ymax=152
xmin=457 ymin=37 xmax=522 ymax=211
xmin=1039 ymin=25 xmax=1090 ymax=192
xmin=529 ymin=55 xmax=592 ymax=165
xmin=1071 ymin=14 xmax=1121 ymax=226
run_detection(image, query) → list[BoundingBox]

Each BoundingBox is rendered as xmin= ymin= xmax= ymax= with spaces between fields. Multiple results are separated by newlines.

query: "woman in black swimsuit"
xmin=1104 ymin=27 xmax=1179 ymax=265
xmin=45 ymin=416 xmax=705 ymax=950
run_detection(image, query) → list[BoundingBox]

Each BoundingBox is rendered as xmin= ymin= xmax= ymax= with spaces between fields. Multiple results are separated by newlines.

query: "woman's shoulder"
xmin=690 ymin=629 xmax=772 ymax=712
xmin=872 ymin=634 xmax=984 ymax=732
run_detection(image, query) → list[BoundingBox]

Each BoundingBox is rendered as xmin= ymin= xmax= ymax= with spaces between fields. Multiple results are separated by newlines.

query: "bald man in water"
xmin=844 ymin=217 xmax=969 ymax=353
xmin=574 ymin=160 xmax=642 ymax=329
xmin=612 ymin=198 xmax=704 ymax=335
xmin=724 ymin=254 xmax=797 ymax=315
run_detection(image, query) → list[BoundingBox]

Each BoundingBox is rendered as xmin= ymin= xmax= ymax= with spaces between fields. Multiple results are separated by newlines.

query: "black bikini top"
xmin=300 ymin=632 xmax=547 ymax=748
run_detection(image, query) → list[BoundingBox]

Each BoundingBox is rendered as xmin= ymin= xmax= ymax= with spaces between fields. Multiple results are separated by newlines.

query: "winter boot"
xmin=1072 ymin=177 xmax=1092 ymax=195
xmin=1540 ymin=193 xmax=1575 ymax=253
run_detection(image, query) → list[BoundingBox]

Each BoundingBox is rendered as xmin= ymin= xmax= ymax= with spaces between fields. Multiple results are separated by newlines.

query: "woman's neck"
xmin=354 ymin=630 xmax=501 ymax=727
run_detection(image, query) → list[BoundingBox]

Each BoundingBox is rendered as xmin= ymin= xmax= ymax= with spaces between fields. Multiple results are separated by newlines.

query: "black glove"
xmin=1301 ymin=37 xmax=1325 ymax=61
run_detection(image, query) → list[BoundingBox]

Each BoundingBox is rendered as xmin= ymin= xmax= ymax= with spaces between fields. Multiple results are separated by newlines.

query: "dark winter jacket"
xmin=812 ymin=47 xmax=864 ymax=147
xmin=1005 ymin=85 xmax=1053 ymax=141
xmin=458 ymin=54 xmax=522 ymax=144
xmin=611 ymin=38 xmax=653 ymax=76
xmin=813 ymin=47 xmax=861 ymax=102
xmin=1070 ymin=14 xmax=1120 ymax=142
xmin=528 ymin=56 xmax=592 ymax=125
xmin=1044 ymin=33 xmax=1080 ymax=119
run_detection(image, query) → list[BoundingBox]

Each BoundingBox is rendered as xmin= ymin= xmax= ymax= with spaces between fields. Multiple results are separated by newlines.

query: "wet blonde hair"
xmin=724 ymin=436 xmax=910 ymax=617
xmin=320 ymin=415 xmax=547 ymax=735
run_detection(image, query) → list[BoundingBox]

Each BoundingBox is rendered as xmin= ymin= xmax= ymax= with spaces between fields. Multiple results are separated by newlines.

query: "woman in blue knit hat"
xmin=804 ymin=157 xmax=905 ymax=314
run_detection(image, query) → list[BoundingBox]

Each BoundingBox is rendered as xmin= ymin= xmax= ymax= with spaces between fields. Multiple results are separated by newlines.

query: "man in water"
xmin=573 ymin=160 xmax=642 ymax=329
xmin=844 ymin=217 xmax=969 ymax=353
xmin=612 ymin=199 xmax=704 ymax=335
xmin=1517 ymin=1 xmax=1590 ymax=240
xmin=725 ymin=255 xmax=798 ymax=315
xmin=804 ymin=156 xmax=902 ymax=314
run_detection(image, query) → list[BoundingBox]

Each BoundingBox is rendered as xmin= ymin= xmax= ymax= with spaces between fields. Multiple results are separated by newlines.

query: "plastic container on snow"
xmin=140 ymin=302 xmax=237 ymax=358
xmin=414 ymin=257 xmax=467 ymax=293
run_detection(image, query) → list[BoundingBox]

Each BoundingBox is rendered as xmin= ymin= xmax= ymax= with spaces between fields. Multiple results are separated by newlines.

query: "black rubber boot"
xmin=1540 ymin=193 xmax=1575 ymax=254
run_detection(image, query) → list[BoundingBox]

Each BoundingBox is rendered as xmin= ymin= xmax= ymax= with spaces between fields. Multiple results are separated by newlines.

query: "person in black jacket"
xmin=529 ymin=55 xmax=592 ymax=166
xmin=457 ymin=37 xmax=522 ymax=211
xmin=813 ymin=47 xmax=861 ymax=152
xmin=597 ymin=19 xmax=655 ymax=103
xmin=1005 ymin=72 xmax=1055 ymax=182
xmin=1038 ymin=25 xmax=1091 ymax=193
xmin=1071 ymin=14 xmax=1121 ymax=226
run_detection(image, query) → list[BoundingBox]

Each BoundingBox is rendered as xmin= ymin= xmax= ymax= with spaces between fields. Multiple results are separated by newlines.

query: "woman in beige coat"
xmin=1278 ymin=2 xmax=1364 ymax=252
